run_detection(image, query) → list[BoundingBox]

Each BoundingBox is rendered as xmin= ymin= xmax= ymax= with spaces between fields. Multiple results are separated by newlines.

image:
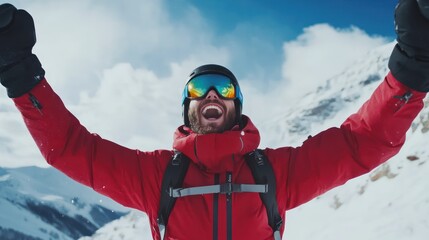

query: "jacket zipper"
xmin=213 ymin=174 xmax=219 ymax=240
xmin=393 ymin=91 xmax=413 ymax=111
xmin=28 ymin=93 xmax=43 ymax=115
xmin=226 ymin=172 xmax=232 ymax=240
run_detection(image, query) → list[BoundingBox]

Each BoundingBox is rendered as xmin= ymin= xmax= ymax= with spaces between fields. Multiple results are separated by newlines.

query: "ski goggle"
xmin=182 ymin=74 xmax=243 ymax=103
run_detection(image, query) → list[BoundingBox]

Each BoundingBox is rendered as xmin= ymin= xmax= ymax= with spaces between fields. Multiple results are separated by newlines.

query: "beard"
xmin=188 ymin=99 xmax=236 ymax=134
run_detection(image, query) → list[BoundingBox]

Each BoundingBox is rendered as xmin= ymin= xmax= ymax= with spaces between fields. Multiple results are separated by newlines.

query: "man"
xmin=0 ymin=1 xmax=428 ymax=239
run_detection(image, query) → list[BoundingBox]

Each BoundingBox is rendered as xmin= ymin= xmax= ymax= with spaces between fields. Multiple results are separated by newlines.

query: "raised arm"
xmin=268 ymin=0 xmax=429 ymax=210
xmin=0 ymin=4 xmax=168 ymax=212
xmin=279 ymin=73 xmax=426 ymax=209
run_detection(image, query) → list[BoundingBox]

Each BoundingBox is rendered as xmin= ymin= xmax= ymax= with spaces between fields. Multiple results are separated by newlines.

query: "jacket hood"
xmin=173 ymin=115 xmax=260 ymax=173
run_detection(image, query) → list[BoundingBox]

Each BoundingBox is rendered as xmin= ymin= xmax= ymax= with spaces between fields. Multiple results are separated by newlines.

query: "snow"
xmin=283 ymin=147 xmax=429 ymax=240
xmin=0 ymin=174 xmax=10 ymax=182
xmin=39 ymin=195 xmax=64 ymax=201
xmin=80 ymin=211 xmax=152 ymax=240
xmin=0 ymin=167 xmax=129 ymax=239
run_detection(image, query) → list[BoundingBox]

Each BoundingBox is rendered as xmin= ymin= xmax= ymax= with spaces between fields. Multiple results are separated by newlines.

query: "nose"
xmin=205 ymin=89 xmax=220 ymax=99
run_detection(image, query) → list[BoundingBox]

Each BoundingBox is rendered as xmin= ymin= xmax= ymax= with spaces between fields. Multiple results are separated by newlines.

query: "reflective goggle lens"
xmin=186 ymin=74 xmax=236 ymax=99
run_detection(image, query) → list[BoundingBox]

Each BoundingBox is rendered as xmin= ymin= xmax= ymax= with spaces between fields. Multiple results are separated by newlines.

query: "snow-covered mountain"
xmin=267 ymin=42 xmax=429 ymax=240
xmin=0 ymin=166 xmax=128 ymax=240
xmin=78 ymin=41 xmax=429 ymax=240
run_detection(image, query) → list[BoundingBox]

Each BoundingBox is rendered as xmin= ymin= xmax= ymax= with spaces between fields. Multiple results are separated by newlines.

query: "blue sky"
xmin=176 ymin=0 xmax=397 ymax=39
xmin=164 ymin=0 xmax=396 ymax=84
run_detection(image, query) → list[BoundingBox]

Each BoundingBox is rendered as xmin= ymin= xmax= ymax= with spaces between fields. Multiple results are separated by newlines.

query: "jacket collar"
xmin=172 ymin=115 xmax=260 ymax=173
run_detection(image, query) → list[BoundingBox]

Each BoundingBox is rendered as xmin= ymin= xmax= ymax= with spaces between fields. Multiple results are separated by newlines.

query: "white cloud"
xmin=241 ymin=24 xmax=389 ymax=128
xmin=280 ymin=24 xmax=388 ymax=101
xmin=73 ymin=63 xmax=180 ymax=150
xmin=7 ymin=0 xmax=231 ymax=102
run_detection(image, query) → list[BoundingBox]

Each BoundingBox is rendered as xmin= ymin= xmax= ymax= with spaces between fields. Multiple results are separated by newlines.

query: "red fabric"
xmin=13 ymin=72 xmax=425 ymax=240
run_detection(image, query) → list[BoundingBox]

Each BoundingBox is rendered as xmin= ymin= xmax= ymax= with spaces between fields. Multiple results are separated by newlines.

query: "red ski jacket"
xmin=12 ymin=72 xmax=425 ymax=240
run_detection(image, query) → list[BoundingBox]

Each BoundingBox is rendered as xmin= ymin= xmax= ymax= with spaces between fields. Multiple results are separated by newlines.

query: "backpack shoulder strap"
xmin=157 ymin=151 xmax=190 ymax=237
xmin=245 ymin=149 xmax=283 ymax=240
xmin=157 ymin=149 xmax=282 ymax=240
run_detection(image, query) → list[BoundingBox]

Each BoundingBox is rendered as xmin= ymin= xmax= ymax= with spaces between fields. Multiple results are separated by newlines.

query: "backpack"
xmin=157 ymin=149 xmax=283 ymax=240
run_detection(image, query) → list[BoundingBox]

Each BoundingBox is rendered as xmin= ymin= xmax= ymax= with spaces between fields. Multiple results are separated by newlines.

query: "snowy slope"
xmin=79 ymin=211 xmax=152 ymax=240
xmin=0 ymin=166 xmax=128 ymax=240
xmin=79 ymin=41 xmax=429 ymax=240
xmin=275 ymin=42 xmax=429 ymax=240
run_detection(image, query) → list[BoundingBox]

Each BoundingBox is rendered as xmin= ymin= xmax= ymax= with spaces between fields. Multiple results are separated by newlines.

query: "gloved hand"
xmin=0 ymin=3 xmax=44 ymax=98
xmin=389 ymin=0 xmax=429 ymax=92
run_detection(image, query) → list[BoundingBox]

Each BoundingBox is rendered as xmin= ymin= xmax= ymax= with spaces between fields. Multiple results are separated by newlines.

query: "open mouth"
xmin=201 ymin=104 xmax=223 ymax=120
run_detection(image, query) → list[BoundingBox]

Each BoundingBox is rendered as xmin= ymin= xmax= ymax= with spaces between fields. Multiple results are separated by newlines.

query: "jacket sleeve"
xmin=269 ymin=72 xmax=426 ymax=210
xmin=12 ymin=79 xmax=169 ymax=213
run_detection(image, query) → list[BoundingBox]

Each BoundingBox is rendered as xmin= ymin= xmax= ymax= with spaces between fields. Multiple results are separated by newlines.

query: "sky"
xmin=0 ymin=0 xmax=397 ymax=167
xmin=169 ymin=0 xmax=397 ymax=80
xmin=178 ymin=0 xmax=397 ymax=38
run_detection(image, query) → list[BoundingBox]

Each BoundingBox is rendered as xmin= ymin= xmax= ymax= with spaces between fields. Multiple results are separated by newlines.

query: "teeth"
xmin=203 ymin=105 xmax=222 ymax=114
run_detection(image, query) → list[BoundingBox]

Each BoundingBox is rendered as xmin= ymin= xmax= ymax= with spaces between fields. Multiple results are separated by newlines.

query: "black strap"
xmin=226 ymin=172 xmax=232 ymax=240
xmin=245 ymin=149 xmax=283 ymax=239
xmin=213 ymin=174 xmax=219 ymax=240
xmin=157 ymin=149 xmax=283 ymax=239
xmin=157 ymin=151 xmax=190 ymax=238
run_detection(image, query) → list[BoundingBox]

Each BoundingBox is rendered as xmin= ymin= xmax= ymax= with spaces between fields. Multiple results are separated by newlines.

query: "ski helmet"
xmin=182 ymin=64 xmax=243 ymax=128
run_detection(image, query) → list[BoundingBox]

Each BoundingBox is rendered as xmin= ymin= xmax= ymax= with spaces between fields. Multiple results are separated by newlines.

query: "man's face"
xmin=188 ymin=89 xmax=236 ymax=134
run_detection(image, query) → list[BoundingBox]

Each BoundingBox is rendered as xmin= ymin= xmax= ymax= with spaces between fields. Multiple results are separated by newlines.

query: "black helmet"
xmin=182 ymin=64 xmax=243 ymax=128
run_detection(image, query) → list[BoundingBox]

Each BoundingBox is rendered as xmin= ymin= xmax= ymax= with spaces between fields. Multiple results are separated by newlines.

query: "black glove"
xmin=388 ymin=0 xmax=429 ymax=92
xmin=0 ymin=3 xmax=44 ymax=98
